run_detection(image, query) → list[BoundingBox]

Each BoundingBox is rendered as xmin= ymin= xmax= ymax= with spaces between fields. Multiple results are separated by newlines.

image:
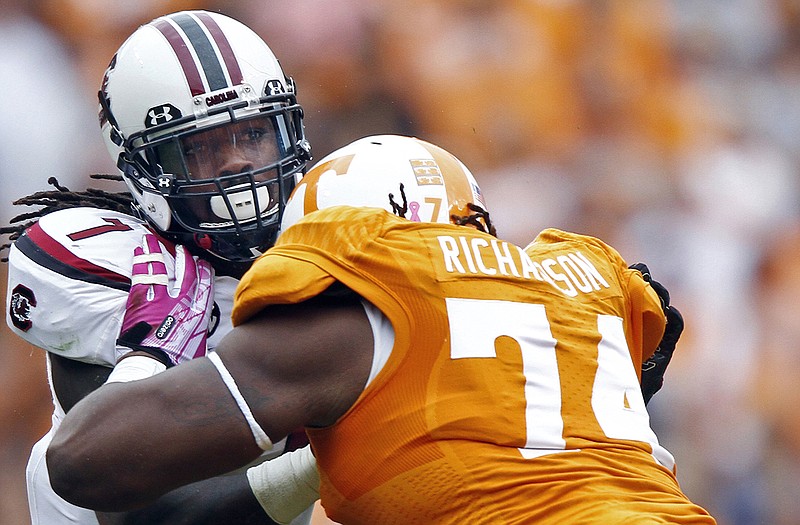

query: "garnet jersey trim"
xmin=16 ymin=222 xmax=130 ymax=291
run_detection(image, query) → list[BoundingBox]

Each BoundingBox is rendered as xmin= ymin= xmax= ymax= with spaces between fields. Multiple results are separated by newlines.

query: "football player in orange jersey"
xmin=46 ymin=135 xmax=714 ymax=524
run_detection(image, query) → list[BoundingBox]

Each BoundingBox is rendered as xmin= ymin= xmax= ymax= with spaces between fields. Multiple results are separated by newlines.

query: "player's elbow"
xmin=47 ymin=438 xmax=132 ymax=511
xmin=47 ymin=441 xmax=100 ymax=509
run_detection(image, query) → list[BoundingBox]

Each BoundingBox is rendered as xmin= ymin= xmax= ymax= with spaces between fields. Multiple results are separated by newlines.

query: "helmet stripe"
xmin=153 ymin=19 xmax=205 ymax=96
xmin=172 ymin=13 xmax=228 ymax=92
xmin=419 ymin=141 xmax=474 ymax=216
xmin=195 ymin=12 xmax=243 ymax=86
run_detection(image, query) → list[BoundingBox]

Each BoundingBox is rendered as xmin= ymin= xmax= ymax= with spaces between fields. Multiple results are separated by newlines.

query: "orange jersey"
xmin=234 ymin=206 xmax=716 ymax=525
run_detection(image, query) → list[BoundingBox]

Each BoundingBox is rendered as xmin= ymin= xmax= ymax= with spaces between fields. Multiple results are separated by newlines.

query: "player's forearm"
xmin=47 ymin=382 xmax=173 ymax=510
xmin=47 ymin=360 xmax=263 ymax=510
xmin=95 ymin=473 xmax=278 ymax=525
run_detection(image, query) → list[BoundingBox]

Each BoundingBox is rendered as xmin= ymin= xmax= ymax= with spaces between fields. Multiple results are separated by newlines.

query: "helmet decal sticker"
xmin=410 ymin=159 xmax=444 ymax=186
xmin=205 ymin=89 xmax=239 ymax=108
xmin=156 ymin=176 xmax=173 ymax=193
xmin=472 ymin=182 xmax=487 ymax=209
xmin=408 ymin=201 xmax=421 ymax=221
xmin=265 ymin=79 xmax=286 ymax=96
xmin=10 ymin=284 xmax=36 ymax=332
xmin=145 ymin=104 xmax=182 ymax=128
xmin=296 ymin=155 xmax=355 ymax=216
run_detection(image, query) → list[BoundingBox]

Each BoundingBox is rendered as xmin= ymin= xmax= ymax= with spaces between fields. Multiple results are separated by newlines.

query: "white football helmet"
xmin=99 ymin=10 xmax=311 ymax=264
xmin=282 ymin=135 xmax=494 ymax=235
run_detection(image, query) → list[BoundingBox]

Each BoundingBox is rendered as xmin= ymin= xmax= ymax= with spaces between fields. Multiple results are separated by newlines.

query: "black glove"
xmin=629 ymin=263 xmax=684 ymax=405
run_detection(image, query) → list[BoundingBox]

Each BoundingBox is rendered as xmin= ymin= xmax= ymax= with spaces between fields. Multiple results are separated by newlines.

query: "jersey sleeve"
xmin=5 ymin=208 xmax=148 ymax=365
xmin=233 ymin=206 xmax=387 ymax=326
xmin=623 ymin=268 xmax=666 ymax=370
xmin=233 ymin=255 xmax=336 ymax=325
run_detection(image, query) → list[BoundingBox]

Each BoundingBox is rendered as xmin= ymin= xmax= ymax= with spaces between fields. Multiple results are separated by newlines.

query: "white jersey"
xmin=5 ymin=207 xmax=310 ymax=525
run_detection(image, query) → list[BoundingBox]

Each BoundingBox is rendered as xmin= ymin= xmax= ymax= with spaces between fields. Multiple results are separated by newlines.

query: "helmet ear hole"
xmin=122 ymin=177 xmax=171 ymax=231
xmin=100 ymin=10 xmax=311 ymax=263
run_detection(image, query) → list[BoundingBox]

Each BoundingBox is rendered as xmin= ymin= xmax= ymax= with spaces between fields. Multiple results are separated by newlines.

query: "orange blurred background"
xmin=4 ymin=1 xmax=800 ymax=524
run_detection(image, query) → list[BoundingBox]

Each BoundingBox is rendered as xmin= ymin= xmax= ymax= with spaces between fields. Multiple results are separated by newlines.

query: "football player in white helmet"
xmin=4 ymin=10 xmax=313 ymax=525
xmin=280 ymin=134 xmax=495 ymax=234
xmin=47 ymin=135 xmax=712 ymax=524
xmin=99 ymin=9 xmax=310 ymax=271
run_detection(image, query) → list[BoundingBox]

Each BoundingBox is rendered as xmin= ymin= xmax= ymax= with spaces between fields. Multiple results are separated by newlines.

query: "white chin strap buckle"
xmin=210 ymin=184 xmax=273 ymax=221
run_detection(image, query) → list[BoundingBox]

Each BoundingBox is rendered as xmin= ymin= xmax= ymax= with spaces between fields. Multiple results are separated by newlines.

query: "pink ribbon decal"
xmin=409 ymin=201 xmax=421 ymax=222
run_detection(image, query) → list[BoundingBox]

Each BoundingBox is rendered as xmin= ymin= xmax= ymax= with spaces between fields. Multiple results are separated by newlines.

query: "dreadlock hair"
xmin=0 ymin=174 xmax=134 ymax=262
xmin=451 ymin=202 xmax=497 ymax=238
xmin=388 ymin=183 xmax=498 ymax=238
xmin=388 ymin=183 xmax=408 ymax=218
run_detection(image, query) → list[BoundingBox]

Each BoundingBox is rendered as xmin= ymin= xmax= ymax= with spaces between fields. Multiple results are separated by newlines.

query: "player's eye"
xmin=244 ymin=128 xmax=267 ymax=143
xmin=183 ymin=141 xmax=204 ymax=156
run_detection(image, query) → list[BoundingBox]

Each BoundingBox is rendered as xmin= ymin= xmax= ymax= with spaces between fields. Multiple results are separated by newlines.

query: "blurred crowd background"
xmin=2 ymin=1 xmax=800 ymax=524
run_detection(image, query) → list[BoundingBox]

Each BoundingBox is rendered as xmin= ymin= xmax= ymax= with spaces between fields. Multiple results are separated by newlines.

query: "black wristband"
xmin=116 ymin=342 xmax=174 ymax=368
xmin=117 ymin=320 xmax=174 ymax=368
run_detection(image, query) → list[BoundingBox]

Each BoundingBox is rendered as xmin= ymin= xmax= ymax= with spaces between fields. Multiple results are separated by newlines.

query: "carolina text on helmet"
xmin=205 ymin=89 xmax=239 ymax=107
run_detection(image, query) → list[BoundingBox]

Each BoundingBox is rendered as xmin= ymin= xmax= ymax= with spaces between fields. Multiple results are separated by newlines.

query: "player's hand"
xmin=117 ymin=234 xmax=215 ymax=366
xmin=629 ymin=262 xmax=684 ymax=405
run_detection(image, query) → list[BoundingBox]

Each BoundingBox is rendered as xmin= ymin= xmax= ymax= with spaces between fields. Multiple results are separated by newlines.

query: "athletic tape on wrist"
xmin=247 ymin=445 xmax=319 ymax=524
xmin=207 ymin=351 xmax=273 ymax=451
xmin=106 ymin=355 xmax=167 ymax=383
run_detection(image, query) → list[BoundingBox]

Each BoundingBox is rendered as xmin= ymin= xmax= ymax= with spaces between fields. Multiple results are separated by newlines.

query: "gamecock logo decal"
xmin=10 ymin=284 xmax=36 ymax=332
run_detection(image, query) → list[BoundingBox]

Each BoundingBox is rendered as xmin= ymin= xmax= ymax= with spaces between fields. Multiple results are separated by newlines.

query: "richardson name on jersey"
xmin=437 ymin=235 xmax=610 ymax=298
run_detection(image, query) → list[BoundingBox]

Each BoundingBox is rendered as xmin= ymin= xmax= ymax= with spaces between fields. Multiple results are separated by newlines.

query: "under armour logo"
xmin=144 ymin=104 xmax=182 ymax=128
xmin=157 ymin=176 xmax=172 ymax=189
